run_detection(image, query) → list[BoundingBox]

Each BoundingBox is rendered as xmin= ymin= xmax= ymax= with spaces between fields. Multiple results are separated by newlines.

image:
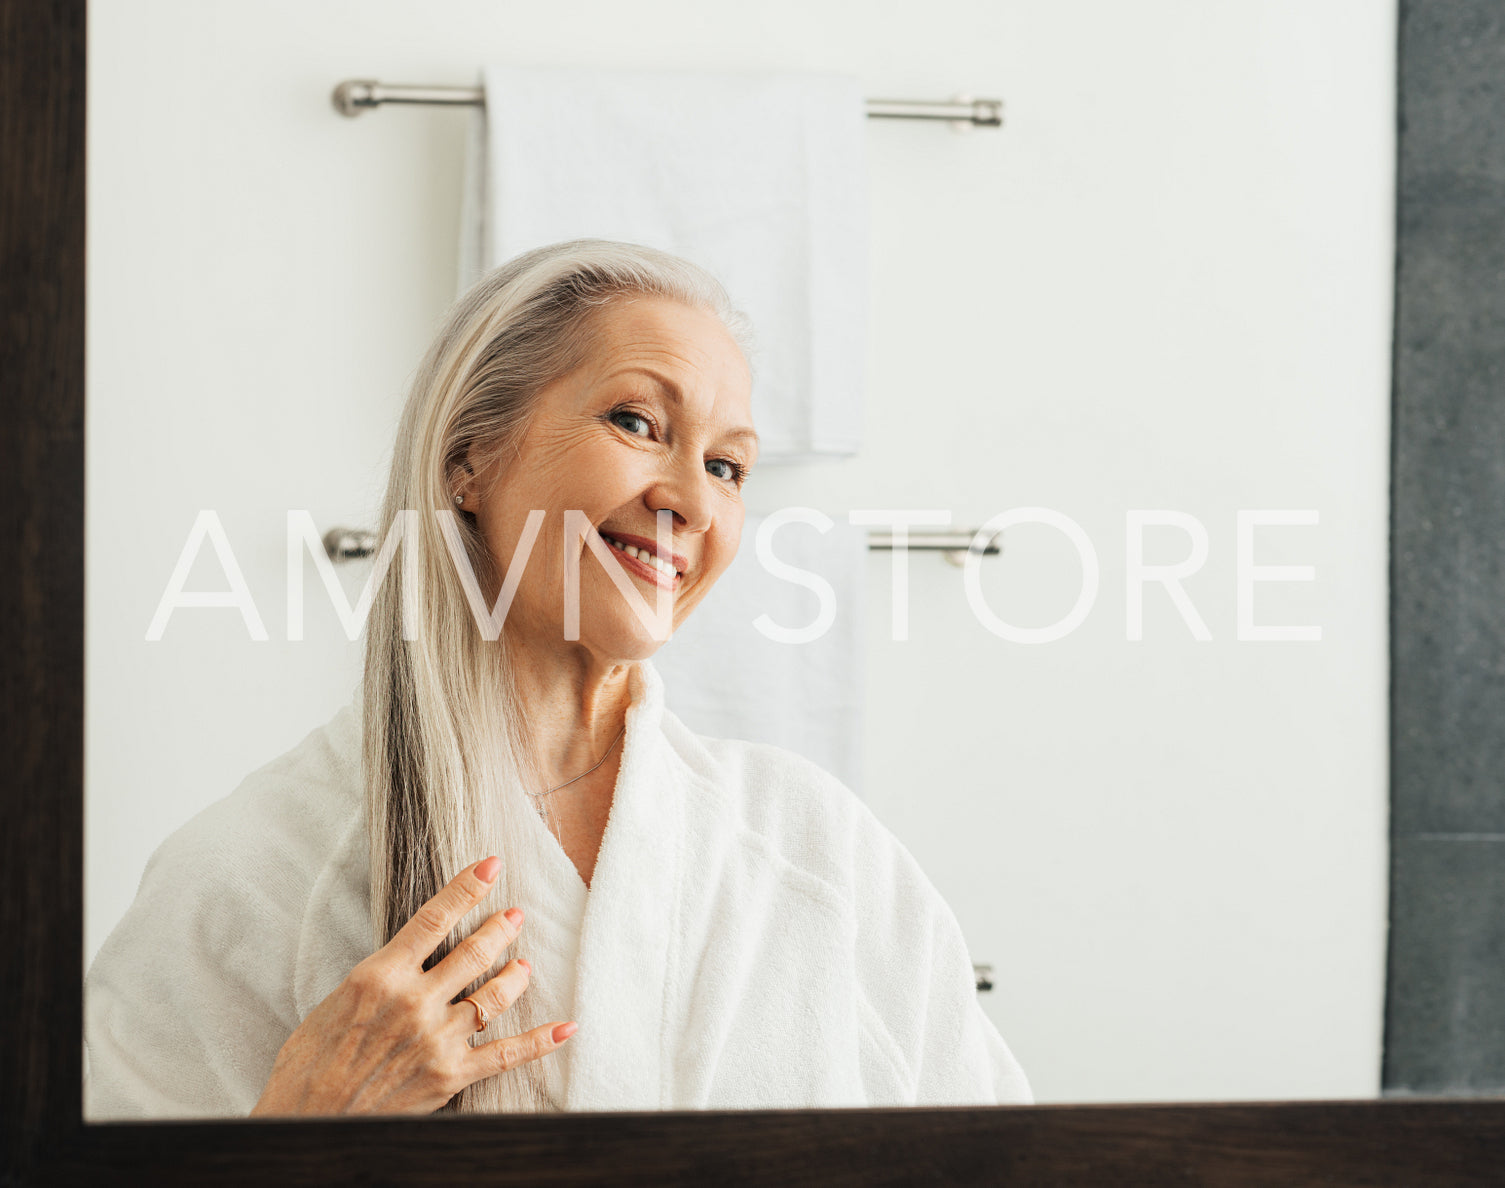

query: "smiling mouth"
xmin=601 ymin=533 xmax=683 ymax=584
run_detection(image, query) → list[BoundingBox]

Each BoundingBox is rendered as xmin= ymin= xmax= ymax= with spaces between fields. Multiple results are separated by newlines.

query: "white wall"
xmin=86 ymin=0 xmax=1395 ymax=1104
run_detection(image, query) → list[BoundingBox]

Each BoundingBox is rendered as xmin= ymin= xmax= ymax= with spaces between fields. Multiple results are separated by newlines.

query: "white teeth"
xmin=604 ymin=535 xmax=679 ymax=579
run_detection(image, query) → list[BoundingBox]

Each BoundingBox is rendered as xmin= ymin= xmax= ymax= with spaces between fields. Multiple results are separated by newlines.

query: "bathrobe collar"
xmin=524 ymin=658 xmax=683 ymax=1112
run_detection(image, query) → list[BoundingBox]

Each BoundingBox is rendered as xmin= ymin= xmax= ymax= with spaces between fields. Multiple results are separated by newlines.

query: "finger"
xmin=448 ymin=957 xmax=530 ymax=1033
xmin=386 ymin=856 xmax=503 ymax=968
xmin=463 ymin=1021 xmax=578 ymax=1084
xmin=429 ymin=904 xmax=525 ymax=998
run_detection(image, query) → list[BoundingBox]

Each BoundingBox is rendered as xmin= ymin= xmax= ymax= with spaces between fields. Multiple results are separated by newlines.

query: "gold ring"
xmin=460 ymin=994 xmax=489 ymax=1032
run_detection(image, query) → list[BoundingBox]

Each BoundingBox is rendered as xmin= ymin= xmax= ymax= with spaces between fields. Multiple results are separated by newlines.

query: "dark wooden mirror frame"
xmin=7 ymin=1 xmax=1505 ymax=1182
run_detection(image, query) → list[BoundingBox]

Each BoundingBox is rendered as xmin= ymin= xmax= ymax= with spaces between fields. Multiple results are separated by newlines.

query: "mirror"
xmin=83 ymin=0 xmax=1399 ymax=1118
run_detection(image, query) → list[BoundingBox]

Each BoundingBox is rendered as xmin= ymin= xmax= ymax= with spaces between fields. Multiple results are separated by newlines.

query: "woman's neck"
xmin=507 ymin=638 xmax=636 ymax=791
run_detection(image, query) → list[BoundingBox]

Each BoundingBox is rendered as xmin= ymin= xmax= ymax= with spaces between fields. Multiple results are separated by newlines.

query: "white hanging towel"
xmin=458 ymin=64 xmax=870 ymax=462
xmin=652 ymin=512 xmax=868 ymax=793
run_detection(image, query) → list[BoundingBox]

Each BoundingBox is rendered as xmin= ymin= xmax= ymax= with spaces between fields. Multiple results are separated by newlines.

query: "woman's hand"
xmin=250 ymin=856 xmax=577 ymax=1116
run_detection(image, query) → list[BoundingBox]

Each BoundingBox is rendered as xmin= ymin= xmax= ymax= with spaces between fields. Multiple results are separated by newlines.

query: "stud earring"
xmin=454 ymin=494 xmax=464 ymax=506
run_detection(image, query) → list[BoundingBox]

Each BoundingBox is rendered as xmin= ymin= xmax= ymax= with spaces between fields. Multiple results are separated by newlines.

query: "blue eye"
xmin=708 ymin=458 xmax=749 ymax=486
xmin=611 ymin=409 xmax=651 ymax=436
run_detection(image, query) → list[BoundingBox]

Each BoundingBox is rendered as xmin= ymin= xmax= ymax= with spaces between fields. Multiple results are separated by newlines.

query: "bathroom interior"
xmin=85 ymin=0 xmax=1421 ymax=1114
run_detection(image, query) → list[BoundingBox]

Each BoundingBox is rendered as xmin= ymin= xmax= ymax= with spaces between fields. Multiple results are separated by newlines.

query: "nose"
xmin=644 ymin=452 xmax=717 ymax=535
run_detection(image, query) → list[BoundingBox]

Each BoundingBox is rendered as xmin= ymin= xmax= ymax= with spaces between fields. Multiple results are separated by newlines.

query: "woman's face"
xmin=463 ymin=295 xmax=757 ymax=664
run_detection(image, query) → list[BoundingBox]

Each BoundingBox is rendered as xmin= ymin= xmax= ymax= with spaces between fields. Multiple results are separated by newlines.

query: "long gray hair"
xmin=361 ymin=238 xmax=754 ymax=1115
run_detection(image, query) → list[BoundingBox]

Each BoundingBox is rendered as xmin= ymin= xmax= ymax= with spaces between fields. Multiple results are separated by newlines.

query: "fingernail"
xmin=552 ymin=1022 xmax=578 ymax=1043
xmin=518 ymin=958 xmax=531 ymax=971
xmin=504 ymin=907 xmax=523 ymax=926
xmin=477 ymin=857 xmax=501 ymax=882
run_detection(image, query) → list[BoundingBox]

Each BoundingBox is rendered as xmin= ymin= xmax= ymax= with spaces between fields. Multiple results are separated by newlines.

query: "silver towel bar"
xmin=322 ymin=526 xmax=1004 ymax=565
xmin=330 ymin=79 xmax=1004 ymax=127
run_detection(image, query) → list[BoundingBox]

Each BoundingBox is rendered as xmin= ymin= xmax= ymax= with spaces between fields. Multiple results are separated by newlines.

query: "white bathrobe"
xmin=84 ymin=659 xmax=1032 ymax=1119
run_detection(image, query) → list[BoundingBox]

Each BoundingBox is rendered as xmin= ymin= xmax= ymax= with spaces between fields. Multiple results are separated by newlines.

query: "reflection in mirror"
xmin=83 ymin=0 xmax=1396 ymax=1118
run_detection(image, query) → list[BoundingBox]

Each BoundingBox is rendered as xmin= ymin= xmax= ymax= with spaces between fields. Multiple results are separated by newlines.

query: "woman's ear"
xmin=454 ymin=443 xmax=501 ymax=514
xmin=449 ymin=463 xmax=477 ymax=510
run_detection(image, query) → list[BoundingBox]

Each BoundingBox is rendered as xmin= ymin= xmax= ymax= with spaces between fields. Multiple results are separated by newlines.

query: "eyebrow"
xmin=611 ymin=366 xmax=761 ymax=449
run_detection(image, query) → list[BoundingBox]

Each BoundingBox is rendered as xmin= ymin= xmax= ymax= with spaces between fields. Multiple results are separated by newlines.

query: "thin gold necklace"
xmin=525 ymin=723 xmax=625 ymax=807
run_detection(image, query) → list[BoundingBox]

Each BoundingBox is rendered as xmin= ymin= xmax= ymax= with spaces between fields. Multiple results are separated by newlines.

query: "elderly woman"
xmin=83 ymin=239 xmax=1032 ymax=1118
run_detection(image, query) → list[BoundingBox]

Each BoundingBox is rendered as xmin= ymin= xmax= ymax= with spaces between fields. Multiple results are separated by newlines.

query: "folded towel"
xmin=458 ymin=64 xmax=870 ymax=462
xmin=652 ymin=511 xmax=867 ymax=793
